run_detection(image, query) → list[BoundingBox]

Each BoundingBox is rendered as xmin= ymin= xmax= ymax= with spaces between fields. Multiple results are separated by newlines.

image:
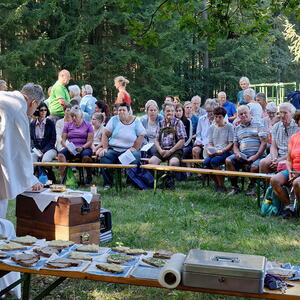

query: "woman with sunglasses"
xmin=30 ymin=103 xmax=57 ymax=163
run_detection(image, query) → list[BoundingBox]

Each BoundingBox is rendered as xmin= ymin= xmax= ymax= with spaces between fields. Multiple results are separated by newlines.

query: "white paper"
xmin=32 ymin=148 xmax=43 ymax=157
xmin=207 ymin=147 xmax=217 ymax=154
xmin=118 ymin=149 xmax=135 ymax=165
xmin=158 ymin=253 xmax=186 ymax=289
xmin=66 ymin=141 xmax=79 ymax=155
xmin=141 ymin=143 xmax=154 ymax=152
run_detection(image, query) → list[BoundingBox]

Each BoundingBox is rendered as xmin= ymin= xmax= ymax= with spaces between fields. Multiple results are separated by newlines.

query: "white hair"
xmin=21 ymin=83 xmax=44 ymax=103
xmin=218 ymin=91 xmax=226 ymax=98
xmin=145 ymin=99 xmax=158 ymax=112
xmin=266 ymin=102 xmax=277 ymax=112
xmin=68 ymin=85 xmax=81 ymax=96
xmin=239 ymin=76 xmax=250 ymax=85
xmin=279 ymin=102 xmax=296 ymax=115
xmin=204 ymin=98 xmax=219 ymax=110
xmin=237 ymin=105 xmax=250 ymax=113
xmin=70 ymin=105 xmax=83 ymax=117
xmin=82 ymin=84 xmax=93 ymax=94
xmin=191 ymin=95 xmax=201 ymax=103
xmin=243 ymin=88 xmax=256 ymax=100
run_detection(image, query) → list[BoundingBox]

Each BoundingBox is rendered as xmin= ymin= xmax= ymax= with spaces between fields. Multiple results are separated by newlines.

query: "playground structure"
xmin=250 ymin=82 xmax=297 ymax=105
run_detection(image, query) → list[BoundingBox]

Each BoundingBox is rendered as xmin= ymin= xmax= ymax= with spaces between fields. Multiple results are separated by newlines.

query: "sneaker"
xmin=282 ymin=208 xmax=296 ymax=219
xmin=245 ymin=187 xmax=256 ymax=196
xmin=165 ymin=177 xmax=176 ymax=190
xmin=228 ymin=187 xmax=240 ymax=196
xmin=217 ymin=186 xmax=227 ymax=193
xmin=103 ymin=185 xmax=111 ymax=191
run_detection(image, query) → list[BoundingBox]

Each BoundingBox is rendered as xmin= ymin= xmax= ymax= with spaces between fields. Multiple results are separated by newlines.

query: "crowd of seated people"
xmin=25 ymin=71 xmax=300 ymax=218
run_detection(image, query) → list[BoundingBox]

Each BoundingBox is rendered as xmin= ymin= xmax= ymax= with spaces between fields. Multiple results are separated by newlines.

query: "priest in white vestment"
xmin=0 ymin=83 xmax=44 ymax=298
xmin=0 ymin=83 xmax=44 ymax=218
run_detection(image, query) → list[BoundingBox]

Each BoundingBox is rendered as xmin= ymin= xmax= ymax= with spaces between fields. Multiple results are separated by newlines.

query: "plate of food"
xmin=0 ymin=242 xmax=27 ymax=251
xmin=49 ymin=184 xmax=66 ymax=193
xmin=47 ymin=240 xmax=74 ymax=248
xmin=12 ymin=235 xmax=37 ymax=246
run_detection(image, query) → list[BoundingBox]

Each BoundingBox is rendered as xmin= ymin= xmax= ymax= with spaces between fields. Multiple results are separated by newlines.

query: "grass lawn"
xmin=6 ymin=177 xmax=300 ymax=299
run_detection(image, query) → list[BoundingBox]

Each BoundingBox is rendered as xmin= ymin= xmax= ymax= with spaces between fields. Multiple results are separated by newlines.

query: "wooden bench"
xmin=141 ymin=164 xmax=273 ymax=206
xmin=141 ymin=158 xmax=204 ymax=165
xmin=33 ymin=162 xmax=137 ymax=191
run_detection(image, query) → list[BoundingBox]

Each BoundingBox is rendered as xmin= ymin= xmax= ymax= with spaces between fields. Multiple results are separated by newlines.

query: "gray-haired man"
xmin=0 ymin=83 xmax=44 ymax=218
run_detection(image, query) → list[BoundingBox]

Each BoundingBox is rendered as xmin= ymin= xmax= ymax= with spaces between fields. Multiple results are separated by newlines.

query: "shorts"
xmin=280 ymin=169 xmax=289 ymax=179
xmin=153 ymin=149 xmax=183 ymax=162
xmin=227 ymin=153 xmax=263 ymax=170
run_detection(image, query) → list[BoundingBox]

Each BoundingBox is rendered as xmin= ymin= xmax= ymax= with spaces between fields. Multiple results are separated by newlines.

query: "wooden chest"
xmin=16 ymin=194 xmax=100 ymax=244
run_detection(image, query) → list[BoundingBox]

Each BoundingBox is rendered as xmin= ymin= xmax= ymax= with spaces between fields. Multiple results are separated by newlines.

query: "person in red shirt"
xmin=114 ymin=76 xmax=131 ymax=105
xmin=271 ymin=131 xmax=300 ymax=218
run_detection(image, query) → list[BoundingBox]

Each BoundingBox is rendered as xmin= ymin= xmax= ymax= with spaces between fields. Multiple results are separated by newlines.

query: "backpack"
xmin=260 ymin=186 xmax=285 ymax=216
xmin=126 ymin=165 xmax=154 ymax=190
xmin=158 ymin=119 xmax=179 ymax=148
xmin=288 ymin=90 xmax=300 ymax=110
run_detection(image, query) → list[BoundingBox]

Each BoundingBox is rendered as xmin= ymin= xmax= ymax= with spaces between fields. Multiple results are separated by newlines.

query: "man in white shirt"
xmin=0 ymin=83 xmax=44 ymax=218
xmin=244 ymin=88 xmax=263 ymax=120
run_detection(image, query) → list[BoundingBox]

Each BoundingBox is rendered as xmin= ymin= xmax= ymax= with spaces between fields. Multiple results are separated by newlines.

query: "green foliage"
xmin=0 ymin=0 xmax=300 ymax=109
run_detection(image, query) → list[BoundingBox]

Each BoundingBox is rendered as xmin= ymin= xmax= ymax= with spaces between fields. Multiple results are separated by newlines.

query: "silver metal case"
xmin=182 ymin=249 xmax=266 ymax=293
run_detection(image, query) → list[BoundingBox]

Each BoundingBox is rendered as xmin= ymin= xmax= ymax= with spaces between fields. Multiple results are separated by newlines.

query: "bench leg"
xmin=33 ymin=277 xmax=66 ymax=300
xmin=257 ymin=179 xmax=261 ymax=208
xmin=154 ymin=170 xmax=157 ymax=194
xmin=113 ymin=169 xmax=122 ymax=192
xmin=22 ymin=273 xmax=31 ymax=300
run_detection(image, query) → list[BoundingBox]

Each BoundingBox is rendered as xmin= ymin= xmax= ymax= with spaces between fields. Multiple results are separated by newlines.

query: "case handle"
xmin=212 ymin=256 xmax=240 ymax=263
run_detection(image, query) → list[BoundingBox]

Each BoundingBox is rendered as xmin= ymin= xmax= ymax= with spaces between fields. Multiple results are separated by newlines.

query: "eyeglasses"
xmin=39 ymin=109 xmax=47 ymax=112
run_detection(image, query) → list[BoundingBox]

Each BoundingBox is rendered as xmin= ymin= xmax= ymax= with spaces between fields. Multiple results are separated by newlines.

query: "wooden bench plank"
xmin=181 ymin=159 xmax=204 ymax=164
xmin=33 ymin=162 xmax=136 ymax=169
xmin=141 ymin=158 xmax=204 ymax=164
xmin=141 ymin=164 xmax=272 ymax=179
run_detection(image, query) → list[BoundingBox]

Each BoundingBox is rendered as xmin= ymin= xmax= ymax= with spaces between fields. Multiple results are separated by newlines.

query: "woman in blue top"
xmin=140 ymin=100 xmax=163 ymax=157
xmin=237 ymin=76 xmax=250 ymax=105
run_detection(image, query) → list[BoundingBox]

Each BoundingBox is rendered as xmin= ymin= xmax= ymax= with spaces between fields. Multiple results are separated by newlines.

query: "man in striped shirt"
xmin=226 ymin=105 xmax=267 ymax=195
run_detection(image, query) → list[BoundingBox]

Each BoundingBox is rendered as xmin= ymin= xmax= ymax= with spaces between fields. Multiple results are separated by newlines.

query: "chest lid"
xmin=184 ymin=249 xmax=266 ymax=279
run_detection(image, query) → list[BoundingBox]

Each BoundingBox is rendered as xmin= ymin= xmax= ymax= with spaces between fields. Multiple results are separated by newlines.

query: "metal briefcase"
xmin=182 ymin=249 xmax=266 ymax=294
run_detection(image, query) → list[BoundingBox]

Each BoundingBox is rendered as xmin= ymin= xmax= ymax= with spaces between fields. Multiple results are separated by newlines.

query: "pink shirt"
xmin=289 ymin=132 xmax=300 ymax=172
xmin=35 ymin=118 xmax=46 ymax=139
xmin=63 ymin=120 xmax=93 ymax=148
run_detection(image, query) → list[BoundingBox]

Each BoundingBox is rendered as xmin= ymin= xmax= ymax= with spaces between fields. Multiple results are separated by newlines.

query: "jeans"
xmin=204 ymin=151 xmax=230 ymax=168
xmin=183 ymin=145 xmax=193 ymax=159
xmin=100 ymin=149 xmax=141 ymax=186
xmin=31 ymin=149 xmax=57 ymax=162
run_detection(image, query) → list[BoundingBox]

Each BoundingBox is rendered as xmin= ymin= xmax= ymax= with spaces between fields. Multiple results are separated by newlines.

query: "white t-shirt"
xmin=248 ymin=102 xmax=263 ymax=120
xmin=105 ymin=116 xmax=146 ymax=152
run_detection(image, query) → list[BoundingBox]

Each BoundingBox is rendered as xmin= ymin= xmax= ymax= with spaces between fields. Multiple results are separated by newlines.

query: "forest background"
xmin=0 ymin=0 xmax=300 ymax=109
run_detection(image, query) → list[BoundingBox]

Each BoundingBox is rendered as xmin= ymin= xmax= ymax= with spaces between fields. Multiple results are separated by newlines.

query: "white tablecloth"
xmin=21 ymin=189 xmax=94 ymax=212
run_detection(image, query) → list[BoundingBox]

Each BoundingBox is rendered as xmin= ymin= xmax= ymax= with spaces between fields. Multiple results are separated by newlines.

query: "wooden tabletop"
xmin=141 ymin=164 xmax=273 ymax=179
xmin=0 ymin=264 xmax=298 ymax=299
xmin=33 ymin=162 xmax=136 ymax=169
